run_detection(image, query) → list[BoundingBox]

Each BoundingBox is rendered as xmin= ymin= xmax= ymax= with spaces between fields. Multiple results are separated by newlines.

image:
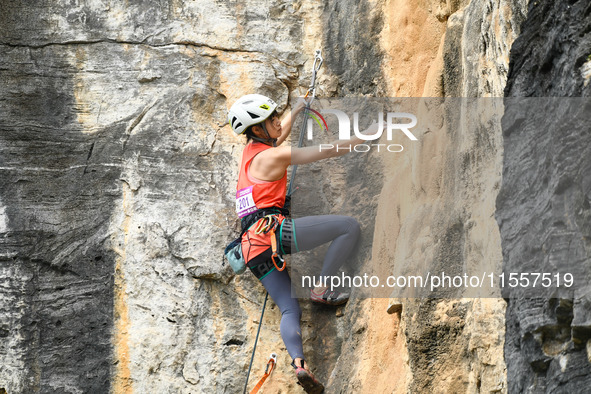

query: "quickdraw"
xmin=249 ymin=353 xmax=278 ymax=394
xmin=287 ymin=49 xmax=323 ymax=197
xmin=304 ymin=49 xmax=324 ymax=100
xmin=270 ymin=231 xmax=285 ymax=271
xmin=253 ymin=215 xmax=280 ymax=234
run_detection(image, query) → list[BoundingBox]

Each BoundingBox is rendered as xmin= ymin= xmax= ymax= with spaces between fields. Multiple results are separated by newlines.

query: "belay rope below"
xmin=243 ymin=292 xmax=269 ymax=394
xmin=242 ymin=49 xmax=323 ymax=394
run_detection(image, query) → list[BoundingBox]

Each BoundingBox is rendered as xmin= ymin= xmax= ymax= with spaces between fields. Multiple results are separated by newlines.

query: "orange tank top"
xmin=236 ymin=142 xmax=287 ymax=263
xmin=236 ymin=142 xmax=287 ymax=212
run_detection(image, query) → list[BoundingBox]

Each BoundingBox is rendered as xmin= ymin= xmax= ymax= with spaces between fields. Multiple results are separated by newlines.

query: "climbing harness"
xmin=224 ymin=207 xmax=289 ymax=275
xmin=240 ymin=49 xmax=324 ymax=394
xmin=253 ymin=214 xmax=285 ymax=271
xmin=249 ymin=353 xmax=278 ymax=394
xmin=247 ymin=218 xmax=297 ymax=280
xmin=247 ymin=214 xmax=285 ymax=271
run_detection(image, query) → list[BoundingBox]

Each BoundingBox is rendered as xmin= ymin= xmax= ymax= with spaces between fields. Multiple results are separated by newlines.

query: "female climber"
xmin=228 ymin=94 xmax=370 ymax=393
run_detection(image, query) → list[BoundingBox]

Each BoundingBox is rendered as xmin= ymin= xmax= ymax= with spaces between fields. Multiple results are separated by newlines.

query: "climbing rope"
xmin=243 ymin=292 xmax=269 ymax=394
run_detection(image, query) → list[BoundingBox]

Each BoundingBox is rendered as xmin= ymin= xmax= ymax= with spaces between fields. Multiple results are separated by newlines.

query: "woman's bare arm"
xmin=276 ymin=100 xmax=307 ymax=146
xmin=290 ymin=120 xmax=381 ymax=164
xmin=251 ymin=122 xmax=380 ymax=181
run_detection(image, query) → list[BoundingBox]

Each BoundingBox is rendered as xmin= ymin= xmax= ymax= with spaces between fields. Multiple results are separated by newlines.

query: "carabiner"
xmin=307 ymin=49 xmax=324 ymax=99
xmin=265 ymin=353 xmax=278 ymax=374
xmin=312 ymin=49 xmax=323 ymax=74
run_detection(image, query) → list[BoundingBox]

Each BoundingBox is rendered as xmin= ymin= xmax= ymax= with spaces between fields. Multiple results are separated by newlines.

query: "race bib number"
xmin=236 ymin=186 xmax=257 ymax=218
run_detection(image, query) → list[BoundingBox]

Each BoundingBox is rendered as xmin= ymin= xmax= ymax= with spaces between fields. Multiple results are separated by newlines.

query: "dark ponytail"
xmin=244 ymin=126 xmax=255 ymax=143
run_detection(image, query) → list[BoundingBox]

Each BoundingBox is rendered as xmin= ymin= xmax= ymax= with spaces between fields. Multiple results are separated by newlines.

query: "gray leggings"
xmin=253 ymin=215 xmax=360 ymax=360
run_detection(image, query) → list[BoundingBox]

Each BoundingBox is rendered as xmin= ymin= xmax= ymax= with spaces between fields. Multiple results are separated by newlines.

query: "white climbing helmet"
xmin=228 ymin=94 xmax=278 ymax=135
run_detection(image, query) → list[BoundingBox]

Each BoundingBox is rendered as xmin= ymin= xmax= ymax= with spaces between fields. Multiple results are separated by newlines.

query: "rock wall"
xmin=1 ymin=0 xmax=586 ymax=393
xmin=499 ymin=0 xmax=591 ymax=392
xmin=0 ymin=2 xmax=309 ymax=393
xmin=355 ymin=0 xmax=526 ymax=392
xmin=0 ymin=45 xmax=122 ymax=393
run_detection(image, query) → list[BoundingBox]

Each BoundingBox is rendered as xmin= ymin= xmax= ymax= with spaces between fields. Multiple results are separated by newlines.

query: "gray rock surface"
xmin=0 ymin=42 xmax=122 ymax=392
xmin=499 ymin=0 xmax=591 ymax=392
xmin=443 ymin=0 xmax=527 ymax=96
xmin=0 ymin=1 xmax=306 ymax=393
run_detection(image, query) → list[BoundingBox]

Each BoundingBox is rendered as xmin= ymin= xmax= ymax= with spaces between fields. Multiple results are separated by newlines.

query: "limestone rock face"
xmin=499 ymin=0 xmax=591 ymax=392
xmin=371 ymin=0 xmax=525 ymax=392
xmin=0 ymin=46 xmax=123 ymax=393
xmin=504 ymin=0 xmax=591 ymax=97
xmin=442 ymin=0 xmax=527 ymax=96
xmin=0 ymin=2 xmax=307 ymax=393
xmin=1 ymin=0 xmax=587 ymax=393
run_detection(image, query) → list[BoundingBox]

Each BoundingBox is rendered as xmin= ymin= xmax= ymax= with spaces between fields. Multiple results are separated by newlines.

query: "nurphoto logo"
xmin=305 ymin=108 xmax=418 ymax=153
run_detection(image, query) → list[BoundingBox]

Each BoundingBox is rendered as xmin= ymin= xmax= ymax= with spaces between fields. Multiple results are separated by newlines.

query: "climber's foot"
xmin=295 ymin=366 xmax=324 ymax=394
xmin=310 ymin=287 xmax=349 ymax=306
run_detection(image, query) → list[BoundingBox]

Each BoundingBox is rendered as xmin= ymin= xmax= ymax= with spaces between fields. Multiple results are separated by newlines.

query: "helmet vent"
xmin=247 ymin=111 xmax=260 ymax=119
xmin=242 ymin=100 xmax=254 ymax=105
xmin=235 ymin=122 xmax=243 ymax=129
xmin=231 ymin=116 xmax=238 ymax=127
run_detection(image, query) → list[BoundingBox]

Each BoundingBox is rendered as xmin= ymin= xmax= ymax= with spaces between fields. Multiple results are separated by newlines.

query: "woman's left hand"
xmin=292 ymin=98 xmax=309 ymax=114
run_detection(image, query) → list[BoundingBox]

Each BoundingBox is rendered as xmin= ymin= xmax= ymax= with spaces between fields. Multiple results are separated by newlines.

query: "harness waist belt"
xmin=241 ymin=206 xmax=290 ymax=233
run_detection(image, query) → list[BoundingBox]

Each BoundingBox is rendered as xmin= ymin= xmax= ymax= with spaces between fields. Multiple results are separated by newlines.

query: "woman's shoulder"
xmin=250 ymin=144 xmax=290 ymax=177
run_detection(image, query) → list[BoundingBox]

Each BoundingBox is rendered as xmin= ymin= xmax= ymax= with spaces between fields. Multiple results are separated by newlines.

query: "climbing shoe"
xmin=293 ymin=363 xmax=324 ymax=394
xmin=310 ymin=288 xmax=349 ymax=306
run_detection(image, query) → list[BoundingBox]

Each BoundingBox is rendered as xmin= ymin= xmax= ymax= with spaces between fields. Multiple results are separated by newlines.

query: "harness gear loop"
xmin=252 ymin=214 xmax=286 ymax=271
xmin=249 ymin=353 xmax=278 ymax=394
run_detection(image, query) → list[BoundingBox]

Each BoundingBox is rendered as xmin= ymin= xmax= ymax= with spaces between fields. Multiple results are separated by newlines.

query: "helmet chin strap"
xmin=252 ymin=122 xmax=277 ymax=147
